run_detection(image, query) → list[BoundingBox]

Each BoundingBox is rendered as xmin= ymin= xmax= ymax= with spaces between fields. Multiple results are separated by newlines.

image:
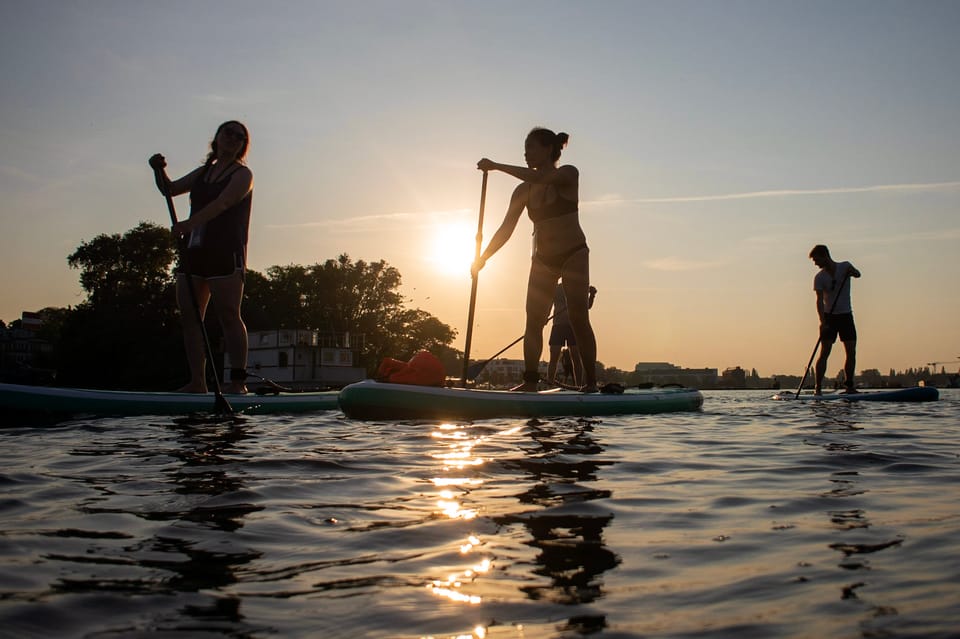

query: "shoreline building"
xmin=0 ymin=311 xmax=55 ymax=384
xmin=633 ymin=362 xmax=718 ymax=388
xmin=226 ymin=329 xmax=365 ymax=389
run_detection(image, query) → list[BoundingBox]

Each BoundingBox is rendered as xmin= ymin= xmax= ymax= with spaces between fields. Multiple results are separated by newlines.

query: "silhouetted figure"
xmin=547 ymin=284 xmax=597 ymax=386
xmin=809 ymin=244 xmax=861 ymax=395
xmin=472 ymin=127 xmax=598 ymax=392
xmin=150 ymin=121 xmax=253 ymax=394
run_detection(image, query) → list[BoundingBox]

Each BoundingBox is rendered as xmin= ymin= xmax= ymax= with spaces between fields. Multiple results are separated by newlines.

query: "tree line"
xmin=17 ymin=222 xmax=459 ymax=390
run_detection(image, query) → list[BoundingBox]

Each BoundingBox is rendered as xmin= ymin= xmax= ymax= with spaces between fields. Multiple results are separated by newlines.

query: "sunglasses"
xmin=220 ymin=128 xmax=247 ymax=142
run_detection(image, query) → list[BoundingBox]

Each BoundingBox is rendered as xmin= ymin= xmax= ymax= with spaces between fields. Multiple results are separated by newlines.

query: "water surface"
xmin=1 ymin=390 xmax=957 ymax=638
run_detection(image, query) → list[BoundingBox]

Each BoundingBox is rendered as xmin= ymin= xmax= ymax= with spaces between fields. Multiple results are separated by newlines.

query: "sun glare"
xmin=427 ymin=220 xmax=477 ymax=277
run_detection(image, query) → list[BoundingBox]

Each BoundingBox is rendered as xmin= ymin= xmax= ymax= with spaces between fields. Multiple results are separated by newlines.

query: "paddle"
xmin=794 ymin=271 xmax=851 ymax=398
xmin=465 ymin=284 xmax=596 ymax=381
xmin=151 ymin=160 xmax=234 ymax=416
xmin=461 ymin=170 xmax=488 ymax=387
xmin=465 ymin=312 xmax=556 ymax=381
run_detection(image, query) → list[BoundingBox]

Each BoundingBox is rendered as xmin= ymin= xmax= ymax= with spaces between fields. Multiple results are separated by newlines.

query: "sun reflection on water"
xmin=419 ymin=626 xmax=489 ymax=639
xmin=426 ymin=422 xmax=498 ymax=611
xmin=426 ymin=555 xmax=491 ymax=605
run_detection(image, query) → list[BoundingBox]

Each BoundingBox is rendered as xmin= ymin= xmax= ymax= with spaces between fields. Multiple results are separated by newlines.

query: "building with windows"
xmin=720 ymin=366 xmax=747 ymax=388
xmin=226 ymin=329 xmax=365 ymax=389
xmin=633 ymin=362 xmax=719 ymax=388
xmin=0 ymin=311 xmax=55 ymax=383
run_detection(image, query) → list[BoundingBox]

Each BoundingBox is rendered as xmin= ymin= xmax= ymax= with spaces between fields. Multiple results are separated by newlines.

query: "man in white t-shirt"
xmin=810 ymin=244 xmax=862 ymax=394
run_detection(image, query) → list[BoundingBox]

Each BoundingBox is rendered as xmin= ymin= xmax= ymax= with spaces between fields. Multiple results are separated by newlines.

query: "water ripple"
xmin=0 ymin=390 xmax=957 ymax=637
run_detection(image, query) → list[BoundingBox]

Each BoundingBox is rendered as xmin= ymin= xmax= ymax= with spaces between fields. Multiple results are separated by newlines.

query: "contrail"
xmin=266 ymin=181 xmax=960 ymax=230
xmin=587 ymin=180 xmax=960 ymax=205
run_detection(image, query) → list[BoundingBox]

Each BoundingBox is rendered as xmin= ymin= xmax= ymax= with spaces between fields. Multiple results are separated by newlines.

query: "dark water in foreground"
xmin=1 ymin=390 xmax=958 ymax=638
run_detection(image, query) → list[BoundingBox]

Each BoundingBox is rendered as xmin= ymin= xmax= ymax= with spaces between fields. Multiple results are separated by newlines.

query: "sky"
xmin=1 ymin=0 xmax=958 ymax=377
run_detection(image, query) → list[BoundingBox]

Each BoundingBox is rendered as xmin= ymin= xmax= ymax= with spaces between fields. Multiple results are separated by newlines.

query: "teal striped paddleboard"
xmin=772 ymin=386 xmax=938 ymax=402
xmin=0 ymin=382 xmax=340 ymax=417
xmin=338 ymin=379 xmax=704 ymax=420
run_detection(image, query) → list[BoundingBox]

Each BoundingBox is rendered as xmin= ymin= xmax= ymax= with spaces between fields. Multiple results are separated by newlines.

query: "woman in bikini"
xmin=149 ymin=121 xmax=253 ymax=394
xmin=472 ymin=127 xmax=597 ymax=392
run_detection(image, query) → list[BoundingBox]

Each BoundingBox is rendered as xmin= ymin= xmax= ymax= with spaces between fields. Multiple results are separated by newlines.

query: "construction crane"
xmin=926 ymin=357 xmax=959 ymax=372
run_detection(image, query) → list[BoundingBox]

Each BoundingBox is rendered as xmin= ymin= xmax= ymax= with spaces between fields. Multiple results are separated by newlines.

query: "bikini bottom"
xmin=534 ymin=243 xmax=589 ymax=272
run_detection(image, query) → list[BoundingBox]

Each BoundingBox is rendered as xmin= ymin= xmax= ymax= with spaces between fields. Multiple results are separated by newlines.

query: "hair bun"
xmin=556 ymin=132 xmax=569 ymax=147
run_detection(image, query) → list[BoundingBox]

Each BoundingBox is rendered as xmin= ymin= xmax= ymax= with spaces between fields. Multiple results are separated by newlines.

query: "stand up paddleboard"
xmin=0 ymin=382 xmax=340 ymax=417
xmin=772 ymin=386 xmax=938 ymax=402
xmin=338 ymin=379 xmax=704 ymax=420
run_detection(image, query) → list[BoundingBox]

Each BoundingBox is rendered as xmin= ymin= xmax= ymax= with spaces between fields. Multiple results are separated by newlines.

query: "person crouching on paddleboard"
xmin=472 ymin=127 xmax=598 ymax=393
xmin=810 ymin=244 xmax=861 ymax=395
xmin=149 ymin=121 xmax=253 ymax=395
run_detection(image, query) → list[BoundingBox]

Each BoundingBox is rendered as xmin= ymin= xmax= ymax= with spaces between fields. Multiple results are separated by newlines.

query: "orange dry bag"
xmin=375 ymin=350 xmax=445 ymax=387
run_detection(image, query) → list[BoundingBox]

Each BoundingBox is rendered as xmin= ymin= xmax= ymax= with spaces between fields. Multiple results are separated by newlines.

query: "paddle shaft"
xmin=154 ymin=167 xmax=233 ymax=415
xmin=465 ymin=312 xmax=556 ymax=381
xmin=794 ymin=272 xmax=851 ymax=398
xmin=466 ymin=285 xmax=596 ymax=381
xmin=461 ymin=171 xmax=488 ymax=387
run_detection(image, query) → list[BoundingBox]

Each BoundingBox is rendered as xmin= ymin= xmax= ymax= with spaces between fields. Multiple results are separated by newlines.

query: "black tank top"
xmin=188 ymin=163 xmax=252 ymax=258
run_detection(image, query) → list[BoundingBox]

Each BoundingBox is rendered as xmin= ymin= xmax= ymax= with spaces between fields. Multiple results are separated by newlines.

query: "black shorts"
xmin=820 ymin=313 xmax=856 ymax=343
xmin=549 ymin=323 xmax=577 ymax=347
xmin=178 ymin=247 xmax=245 ymax=279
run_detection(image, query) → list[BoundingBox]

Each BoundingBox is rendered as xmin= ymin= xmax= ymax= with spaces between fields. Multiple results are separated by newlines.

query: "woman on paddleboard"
xmin=149 ymin=121 xmax=253 ymax=394
xmin=472 ymin=127 xmax=598 ymax=392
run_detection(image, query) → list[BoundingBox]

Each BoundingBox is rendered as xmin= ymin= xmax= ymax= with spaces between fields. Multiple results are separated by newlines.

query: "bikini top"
xmin=527 ymin=183 xmax=578 ymax=224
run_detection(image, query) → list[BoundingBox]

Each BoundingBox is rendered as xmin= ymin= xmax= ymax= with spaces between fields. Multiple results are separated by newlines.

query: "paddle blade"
xmin=213 ymin=392 xmax=235 ymax=416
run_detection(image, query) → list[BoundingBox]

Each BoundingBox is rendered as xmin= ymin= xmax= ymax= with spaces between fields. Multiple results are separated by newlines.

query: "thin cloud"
xmin=643 ymin=257 xmax=727 ymax=272
xmin=585 ymin=181 xmax=960 ymax=206
xmin=265 ymin=208 xmax=472 ymax=232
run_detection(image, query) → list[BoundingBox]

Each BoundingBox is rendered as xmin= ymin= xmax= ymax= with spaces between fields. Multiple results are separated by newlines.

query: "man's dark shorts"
xmin=549 ymin=323 xmax=577 ymax=348
xmin=820 ymin=312 xmax=857 ymax=343
xmin=178 ymin=248 xmax=245 ymax=279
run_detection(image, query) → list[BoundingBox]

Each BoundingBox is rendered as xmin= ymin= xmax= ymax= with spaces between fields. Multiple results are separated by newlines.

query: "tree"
xmin=378 ymin=308 xmax=459 ymax=373
xmin=67 ymin=222 xmax=177 ymax=310
xmin=860 ymin=368 xmax=883 ymax=388
xmin=243 ymin=255 xmax=458 ymax=373
xmin=50 ymin=224 xmax=457 ymax=387
xmin=58 ymin=222 xmax=183 ymax=389
xmin=600 ymin=364 xmax=627 ymax=383
xmin=302 ymin=255 xmax=452 ymax=371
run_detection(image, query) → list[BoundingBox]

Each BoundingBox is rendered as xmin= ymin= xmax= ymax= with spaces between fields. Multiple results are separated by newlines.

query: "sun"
xmin=427 ymin=220 xmax=477 ymax=277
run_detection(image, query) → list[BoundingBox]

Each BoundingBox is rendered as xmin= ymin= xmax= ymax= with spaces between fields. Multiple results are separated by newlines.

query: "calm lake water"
xmin=1 ymin=389 xmax=958 ymax=638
